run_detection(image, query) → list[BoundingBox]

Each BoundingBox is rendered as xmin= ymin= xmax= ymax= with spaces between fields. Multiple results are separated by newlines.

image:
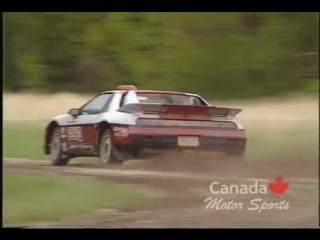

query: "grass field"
xmin=3 ymin=93 xmax=318 ymax=162
xmin=3 ymin=170 xmax=144 ymax=225
xmin=3 ymin=93 xmax=318 ymax=227
xmin=3 ymin=93 xmax=318 ymax=225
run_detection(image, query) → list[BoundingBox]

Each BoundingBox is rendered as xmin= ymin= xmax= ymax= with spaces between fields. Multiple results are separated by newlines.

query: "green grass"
xmin=3 ymin=121 xmax=318 ymax=162
xmin=4 ymin=122 xmax=46 ymax=160
xmin=3 ymin=170 xmax=145 ymax=225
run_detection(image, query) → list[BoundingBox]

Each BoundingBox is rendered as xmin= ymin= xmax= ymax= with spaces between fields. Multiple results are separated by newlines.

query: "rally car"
xmin=44 ymin=85 xmax=247 ymax=166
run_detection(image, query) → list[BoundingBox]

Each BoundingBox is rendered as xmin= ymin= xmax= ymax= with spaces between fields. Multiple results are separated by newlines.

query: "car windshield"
xmin=137 ymin=93 xmax=206 ymax=105
xmin=81 ymin=93 xmax=113 ymax=114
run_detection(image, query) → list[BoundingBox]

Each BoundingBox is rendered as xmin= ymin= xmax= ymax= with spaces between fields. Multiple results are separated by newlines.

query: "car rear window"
xmin=137 ymin=93 xmax=205 ymax=105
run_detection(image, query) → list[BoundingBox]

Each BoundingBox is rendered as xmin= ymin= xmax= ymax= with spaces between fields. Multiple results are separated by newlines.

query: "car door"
xmin=63 ymin=93 xmax=114 ymax=151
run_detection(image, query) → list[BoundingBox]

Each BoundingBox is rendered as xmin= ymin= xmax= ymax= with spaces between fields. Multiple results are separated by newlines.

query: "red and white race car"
xmin=44 ymin=85 xmax=247 ymax=166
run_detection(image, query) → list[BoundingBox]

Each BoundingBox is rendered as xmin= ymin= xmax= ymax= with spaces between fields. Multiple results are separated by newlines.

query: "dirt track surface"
xmin=4 ymin=157 xmax=318 ymax=228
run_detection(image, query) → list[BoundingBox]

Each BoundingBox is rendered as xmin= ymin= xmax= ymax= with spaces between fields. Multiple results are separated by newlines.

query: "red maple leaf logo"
xmin=268 ymin=177 xmax=289 ymax=199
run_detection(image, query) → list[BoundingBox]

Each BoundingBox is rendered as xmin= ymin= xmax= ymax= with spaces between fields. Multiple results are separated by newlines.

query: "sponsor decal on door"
xmin=67 ymin=126 xmax=83 ymax=142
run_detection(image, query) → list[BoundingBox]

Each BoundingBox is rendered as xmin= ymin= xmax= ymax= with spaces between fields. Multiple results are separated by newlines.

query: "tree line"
xmin=3 ymin=12 xmax=319 ymax=99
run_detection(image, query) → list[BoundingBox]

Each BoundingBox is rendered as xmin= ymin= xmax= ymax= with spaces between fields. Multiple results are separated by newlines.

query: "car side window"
xmin=191 ymin=96 xmax=207 ymax=106
xmin=80 ymin=93 xmax=113 ymax=115
xmin=192 ymin=97 xmax=202 ymax=105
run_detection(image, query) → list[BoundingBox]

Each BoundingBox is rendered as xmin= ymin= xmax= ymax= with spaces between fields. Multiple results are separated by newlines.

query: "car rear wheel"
xmin=50 ymin=127 xmax=70 ymax=166
xmin=99 ymin=129 xmax=122 ymax=166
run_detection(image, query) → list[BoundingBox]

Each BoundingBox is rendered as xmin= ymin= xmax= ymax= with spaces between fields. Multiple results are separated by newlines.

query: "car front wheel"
xmin=50 ymin=127 xmax=70 ymax=166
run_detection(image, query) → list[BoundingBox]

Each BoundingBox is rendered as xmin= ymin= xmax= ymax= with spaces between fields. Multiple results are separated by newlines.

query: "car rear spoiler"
xmin=118 ymin=103 xmax=242 ymax=120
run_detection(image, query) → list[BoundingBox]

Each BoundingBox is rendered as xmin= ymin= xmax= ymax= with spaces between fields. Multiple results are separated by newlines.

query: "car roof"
xmin=101 ymin=89 xmax=196 ymax=96
xmin=100 ymin=89 xmax=210 ymax=106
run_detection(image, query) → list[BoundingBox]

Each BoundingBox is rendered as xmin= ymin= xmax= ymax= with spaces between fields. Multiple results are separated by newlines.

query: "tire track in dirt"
xmin=4 ymin=158 xmax=318 ymax=227
xmin=4 ymin=158 xmax=318 ymax=183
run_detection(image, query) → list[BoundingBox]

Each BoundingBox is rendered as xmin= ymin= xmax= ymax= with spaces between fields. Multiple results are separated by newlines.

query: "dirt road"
xmin=4 ymin=157 xmax=318 ymax=227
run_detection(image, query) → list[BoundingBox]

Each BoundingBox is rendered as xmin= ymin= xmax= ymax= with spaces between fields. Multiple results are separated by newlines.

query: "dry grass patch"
xmin=4 ymin=93 xmax=318 ymax=125
xmin=4 ymin=93 xmax=91 ymax=122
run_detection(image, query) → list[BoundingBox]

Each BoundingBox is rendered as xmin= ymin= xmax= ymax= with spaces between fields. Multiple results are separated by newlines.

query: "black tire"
xmin=50 ymin=127 xmax=70 ymax=166
xmin=99 ymin=129 xmax=122 ymax=166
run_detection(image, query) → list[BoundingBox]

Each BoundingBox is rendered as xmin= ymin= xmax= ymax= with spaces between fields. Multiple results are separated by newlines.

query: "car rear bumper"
xmin=117 ymin=135 xmax=246 ymax=153
xmin=113 ymin=125 xmax=247 ymax=154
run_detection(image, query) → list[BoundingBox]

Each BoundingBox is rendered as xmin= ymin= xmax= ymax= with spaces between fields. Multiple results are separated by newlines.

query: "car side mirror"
xmin=68 ymin=108 xmax=81 ymax=117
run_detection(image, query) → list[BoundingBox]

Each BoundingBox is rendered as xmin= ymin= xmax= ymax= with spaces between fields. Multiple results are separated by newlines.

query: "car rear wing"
xmin=118 ymin=103 xmax=242 ymax=120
